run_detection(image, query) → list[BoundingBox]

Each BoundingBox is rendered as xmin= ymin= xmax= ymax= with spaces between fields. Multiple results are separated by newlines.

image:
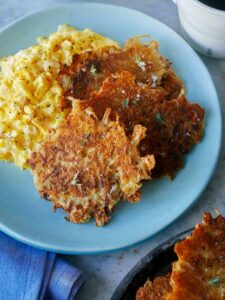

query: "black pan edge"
xmin=111 ymin=228 xmax=193 ymax=300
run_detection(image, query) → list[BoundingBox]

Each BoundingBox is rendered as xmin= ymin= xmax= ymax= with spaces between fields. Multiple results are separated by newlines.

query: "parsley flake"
xmin=81 ymin=132 xmax=91 ymax=146
xmin=154 ymin=113 xmax=165 ymax=125
xmin=135 ymin=58 xmax=146 ymax=70
xmin=90 ymin=64 xmax=97 ymax=75
xmin=209 ymin=276 xmax=225 ymax=286
xmin=122 ymin=98 xmax=129 ymax=109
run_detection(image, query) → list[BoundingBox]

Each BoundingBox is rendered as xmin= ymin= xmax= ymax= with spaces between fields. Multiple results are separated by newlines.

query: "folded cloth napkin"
xmin=0 ymin=231 xmax=86 ymax=300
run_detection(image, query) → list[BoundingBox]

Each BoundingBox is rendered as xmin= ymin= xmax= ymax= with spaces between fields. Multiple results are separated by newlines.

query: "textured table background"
xmin=1 ymin=1 xmax=225 ymax=299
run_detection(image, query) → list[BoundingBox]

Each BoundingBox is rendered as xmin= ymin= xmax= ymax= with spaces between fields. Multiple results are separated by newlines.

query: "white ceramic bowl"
xmin=173 ymin=0 xmax=225 ymax=58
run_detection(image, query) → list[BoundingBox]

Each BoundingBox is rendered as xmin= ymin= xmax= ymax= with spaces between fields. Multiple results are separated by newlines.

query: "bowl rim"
xmin=191 ymin=0 xmax=225 ymax=16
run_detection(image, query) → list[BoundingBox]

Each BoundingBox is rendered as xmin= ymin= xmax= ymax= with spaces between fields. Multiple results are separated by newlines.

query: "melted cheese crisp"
xmin=0 ymin=24 xmax=119 ymax=168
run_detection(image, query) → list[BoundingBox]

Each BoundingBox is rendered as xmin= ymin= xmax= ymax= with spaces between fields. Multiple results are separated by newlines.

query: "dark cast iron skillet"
xmin=111 ymin=228 xmax=193 ymax=300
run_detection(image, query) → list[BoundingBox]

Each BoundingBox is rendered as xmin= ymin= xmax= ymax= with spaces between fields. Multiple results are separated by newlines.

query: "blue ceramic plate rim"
xmin=0 ymin=3 xmax=222 ymax=254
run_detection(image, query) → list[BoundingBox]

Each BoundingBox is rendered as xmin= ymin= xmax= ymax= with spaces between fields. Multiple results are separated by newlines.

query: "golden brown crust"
xmin=58 ymin=36 xmax=183 ymax=107
xmin=29 ymin=102 xmax=155 ymax=226
xmin=136 ymin=274 xmax=172 ymax=300
xmin=144 ymin=95 xmax=204 ymax=178
xmin=136 ymin=213 xmax=225 ymax=300
xmin=167 ymin=213 xmax=225 ymax=300
xmin=160 ymin=70 xmax=183 ymax=100
xmin=78 ymin=71 xmax=204 ymax=178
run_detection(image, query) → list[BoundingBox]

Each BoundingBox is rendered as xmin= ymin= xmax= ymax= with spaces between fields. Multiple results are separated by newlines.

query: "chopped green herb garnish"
xmin=135 ymin=57 xmax=146 ymax=70
xmin=154 ymin=113 xmax=165 ymax=125
xmin=81 ymin=132 xmax=91 ymax=146
xmin=90 ymin=64 xmax=97 ymax=75
xmin=209 ymin=276 xmax=225 ymax=286
xmin=122 ymin=98 xmax=129 ymax=109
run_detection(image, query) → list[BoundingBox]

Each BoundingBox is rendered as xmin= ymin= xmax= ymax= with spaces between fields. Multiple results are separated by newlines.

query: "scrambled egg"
xmin=0 ymin=24 xmax=119 ymax=168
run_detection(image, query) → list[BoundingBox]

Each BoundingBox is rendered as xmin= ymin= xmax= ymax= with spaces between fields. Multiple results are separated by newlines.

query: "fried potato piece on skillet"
xmin=136 ymin=274 xmax=172 ymax=300
xmin=29 ymin=101 xmax=155 ymax=226
xmin=167 ymin=213 xmax=225 ymax=300
xmin=136 ymin=213 xmax=225 ymax=300
xmin=58 ymin=36 xmax=183 ymax=108
xmin=79 ymin=71 xmax=204 ymax=178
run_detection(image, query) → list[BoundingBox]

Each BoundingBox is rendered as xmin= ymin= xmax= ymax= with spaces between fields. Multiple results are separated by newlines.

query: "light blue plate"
xmin=0 ymin=3 xmax=221 ymax=254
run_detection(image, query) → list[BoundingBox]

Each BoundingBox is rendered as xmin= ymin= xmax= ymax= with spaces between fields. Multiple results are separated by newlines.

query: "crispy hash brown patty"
xmin=58 ymin=36 xmax=183 ymax=108
xmin=29 ymin=102 xmax=155 ymax=226
xmin=136 ymin=213 xmax=225 ymax=300
xmin=79 ymin=71 xmax=204 ymax=178
xmin=136 ymin=274 xmax=172 ymax=300
xmin=168 ymin=213 xmax=225 ymax=300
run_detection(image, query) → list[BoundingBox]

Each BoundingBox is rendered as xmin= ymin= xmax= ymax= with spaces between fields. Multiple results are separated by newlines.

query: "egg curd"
xmin=0 ymin=24 xmax=118 ymax=168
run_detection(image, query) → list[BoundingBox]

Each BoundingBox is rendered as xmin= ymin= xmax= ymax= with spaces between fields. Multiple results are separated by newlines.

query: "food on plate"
xmin=136 ymin=274 xmax=172 ymax=300
xmin=78 ymin=71 xmax=204 ymax=177
xmin=58 ymin=36 xmax=183 ymax=108
xmin=136 ymin=212 xmax=225 ymax=300
xmin=0 ymin=23 xmax=205 ymax=225
xmin=160 ymin=71 xmax=183 ymax=101
xmin=0 ymin=24 xmax=118 ymax=168
xmin=29 ymin=101 xmax=155 ymax=226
